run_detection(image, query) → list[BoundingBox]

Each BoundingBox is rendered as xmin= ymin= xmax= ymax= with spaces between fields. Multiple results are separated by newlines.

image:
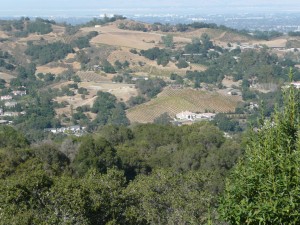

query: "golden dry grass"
xmin=83 ymin=24 xmax=190 ymax=50
xmin=222 ymin=76 xmax=242 ymax=88
xmin=107 ymin=48 xmax=207 ymax=77
xmin=0 ymin=72 xmax=15 ymax=81
xmin=36 ymin=65 xmax=68 ymax=75
xmin=0 ymin=31 xmax=9 ymax=39
xmin=251 ymin=38 xmax=287 ymax=48
xmin=54 ymin=80 xmax=138 ymax=117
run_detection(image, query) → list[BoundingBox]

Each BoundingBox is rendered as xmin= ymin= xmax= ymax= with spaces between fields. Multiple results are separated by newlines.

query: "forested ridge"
xmin=1 ymin=79 xmax=300 ymax=224
xmin=0 ymin=121 xmax=242 ymax=224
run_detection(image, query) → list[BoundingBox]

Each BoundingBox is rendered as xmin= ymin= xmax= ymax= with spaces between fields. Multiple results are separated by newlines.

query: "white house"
xmin=12 ymin=90 xmax=26 ymax=96
xmin=176 ymin=111 xmax=197 ymax=121
xmin=69 ymin=125 xmax=81 ymax=132
xmin=291 ymin=81 xmax=300 ymax=89
xmin=1 ymin=95 xmax=12 ymax=101
xmin=5 ymin=101 xmax=17 ymax=108
xmin=176 ymin=111 xmax=215 ymax=122
xmin=196 ymin=113 xmax=216 ymax=121
xmin=3 ymin=112 xmax=19 ymax=117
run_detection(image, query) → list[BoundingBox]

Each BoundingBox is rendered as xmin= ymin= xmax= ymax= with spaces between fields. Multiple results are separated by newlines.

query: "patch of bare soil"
xmin=0 ymin=72 xmax=15 ymax=81
xmin=36 ymin=66 xmax=68 ymax=75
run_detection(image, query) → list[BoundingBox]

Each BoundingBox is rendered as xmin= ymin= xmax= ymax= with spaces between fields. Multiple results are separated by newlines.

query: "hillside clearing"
xmin=83 ymin=24 xmax=190 ymax=50
xmin=0 ymin=72 xmax=15 ymax=81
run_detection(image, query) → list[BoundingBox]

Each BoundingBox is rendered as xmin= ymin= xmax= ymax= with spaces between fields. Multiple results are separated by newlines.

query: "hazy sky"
xmin=1 ymin=0 xmax=300 ymax=16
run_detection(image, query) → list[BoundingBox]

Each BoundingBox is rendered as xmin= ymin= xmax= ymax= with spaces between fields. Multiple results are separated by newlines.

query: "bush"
xmin=176 ymin=59 xmax=189 ymax=69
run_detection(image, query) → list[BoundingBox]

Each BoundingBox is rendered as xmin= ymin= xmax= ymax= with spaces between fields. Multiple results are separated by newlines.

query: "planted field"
xmin=76 ymin=71 xmax=112 ymax=82
xmin=127 ymin=88 xmax=241 ymax=123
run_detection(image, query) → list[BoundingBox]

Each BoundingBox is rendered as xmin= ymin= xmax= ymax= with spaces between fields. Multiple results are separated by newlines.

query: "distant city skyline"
xmin=1 ymin=0 xmax=300 ymax=17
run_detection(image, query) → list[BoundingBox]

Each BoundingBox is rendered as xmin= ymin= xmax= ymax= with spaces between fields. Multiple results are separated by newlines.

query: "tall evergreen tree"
xmin=219 ymin=70 xmax=300 ymax=224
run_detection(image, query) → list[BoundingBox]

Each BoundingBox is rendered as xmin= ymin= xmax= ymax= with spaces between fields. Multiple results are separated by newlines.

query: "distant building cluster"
xmin=175 ymin=111 xmax=216 ymax=122
xmin=290 ymin=81 xmax=300 ymax=89
xmin=44 ymin=125 xmax=87 ymax=136
xmin=0 ymin=88 xmax=27 ymax=120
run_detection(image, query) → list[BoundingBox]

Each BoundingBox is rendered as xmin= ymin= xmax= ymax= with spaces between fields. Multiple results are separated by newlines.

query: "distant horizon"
xmin=1 ymin=0 xmax=300 ymax=17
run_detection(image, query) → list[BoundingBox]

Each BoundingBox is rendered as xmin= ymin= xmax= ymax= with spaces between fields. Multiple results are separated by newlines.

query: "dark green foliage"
xmin=78 ymin=87 xmax=89 ymax=95
xmin=0 ymin=79 xmax=6 ymax=89
xmin=76 ymin=50 xmax=90 ymax=64
xmin=233 ymin=49 xmax=285 ymax=82
xmin=220 ymin=72 xmax=300 ymax=224
xmin=44 ymin=73 xmax=55 ymax=82
xmin=127 ymin=169 xmax=214 ymax=224
xmin=135 ymin=78 xmax=166 ymax=98
xmin=288 ymin=31 xmax=300 ymax=37
xmin=176 ymin=59 xmax=189 ymax=68
xmin=252 ymin=30 xmax=283 ymax=40
xmin=175 ymin=23 xmax=189 ymax=32
xmin=82 ymin=15 xmax=126 ymax=27
xmin=102 ymin=59 xmax=116 ymax=73
xmin=213 ymin=113 xmax=241 ymax=132
xmin=92 ymin=91 xmax=129 ymax=127
xmin=186 ymin=67 xmax=223 ymax=84
xmin=97 ymin=125 xmax=134 ymax=146
xmin=127 ymin=95 xmax=146 ymax=107
xmin=14 ymin=90 xmax=60 ymax=135
xmin=0 ymin=50 xmax=16 ymax=71
xmin=0 ymin=126 xmax=29 ymax=149
xmin=0 ymin=119 xmax=243 ymax=224
xmin=161 ymin=34 xmax=174 ymax=48
xmin=242 ymin=88 xmax=257 ymax=100
xmin=114 ymin=60 xmax=130 ymax=71
xmin=0 ymin=167 xmax=132 ymax=225
xmin=65 ymin=24 xmax=80 ymax=35
xmin=27 ymin=19 xmax=53 ymax=34
xmin=87 ymin=31 xmax=99 ymax=38
xmin=140 ymin=47 xmax=163 ymax=60
xmin=153 ymin=112 xmax=172 ymax=125
xmin=32 ymin=142 xmax=70 ymax=174
xmin=140 ymin=47 xmax=170 ymax=66
xmin=129 ymin=49 xmax=138 ymax=54
xmin=73 ymin=135 xmax=119 ymax=175
xmin=14 ymin=30 xmax=28 ymax=37
xmin=12 ymin=19 xmax=24 ymax=30
xmin=72 ymin=36 xmax=90 ymax=49
xmin=118 ymin=22 xmax=147 ymax=32
xmin=112 ymin=75 xmax=124 ymax=83
xmin=25 ymin=42 xmax=73 ymax=65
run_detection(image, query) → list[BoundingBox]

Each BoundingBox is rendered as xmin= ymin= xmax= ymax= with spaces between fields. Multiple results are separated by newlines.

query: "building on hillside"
xmin=196 ymin=113 xmax=216 ymax=121
xmin=176 ymin=111 xmax=197 ymax=121
xmin=0 ymin=108 xmax=3 ymax=115
xmin=3 ymin=112 xmax=19 ymax=117
xmin=132 ymin=76 xmax=149 ymax=81
xmin=69 ymin=125 xmax=81 ymax=132
xmin=175 ymin=111 xmax=216 ymax=122
xmin=291 ymin=81 xmax=300 ymax=89
xmin=44 ymin=126 xmax=86 ymax=136
xmin=0 ymin=120 xmax=8 ymax=124
xmin=5 ymin=101 xmax=17 ymax=108
xmin=0 ymin=95 xmax=12 ymax=101
xmin=12 ymin=90 xmax=26 ymax=96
